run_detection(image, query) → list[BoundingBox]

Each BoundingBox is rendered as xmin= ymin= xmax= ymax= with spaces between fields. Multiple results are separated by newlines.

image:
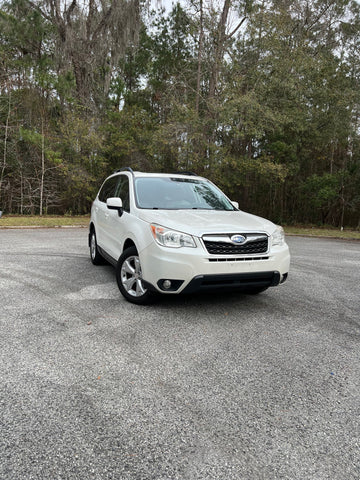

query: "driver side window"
xmin=98 ymin=176 xmax=119 ymax=203
xmin=114 ymin=175 xmax=130 ymax=213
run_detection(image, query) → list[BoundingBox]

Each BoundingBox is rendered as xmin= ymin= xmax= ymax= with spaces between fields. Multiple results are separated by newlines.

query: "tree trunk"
xmin=20 ymin=171 xmax=24 ymax=215
xmin=196 ymin=0 xmax=204 ymax=115
xmin=40 ymin=117 xmax=45 ymax=216
xmin=208 ymin=0 xmax=231 ymax=100
xmin=0 ymin=93 xmax=11 ymax=206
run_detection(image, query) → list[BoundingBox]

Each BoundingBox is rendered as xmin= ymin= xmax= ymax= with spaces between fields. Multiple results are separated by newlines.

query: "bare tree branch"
xmin=227 ymin=16 xmax=247 ymax=39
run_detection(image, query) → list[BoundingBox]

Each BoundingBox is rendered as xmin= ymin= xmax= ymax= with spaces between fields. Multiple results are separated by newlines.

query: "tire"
xmin=243 ymin=286 xmax=269 ymax=295
xmin=116 ymin=247 xmax=155 ymax=305
xmin=89 ymin=228 xmax=106 ymax=265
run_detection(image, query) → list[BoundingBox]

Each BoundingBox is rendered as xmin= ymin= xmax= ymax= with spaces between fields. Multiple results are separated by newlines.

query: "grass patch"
xmin=0 ymin=215 xmax=89 ymax=228
xmin=1 ymin=215 xmax=359 ymax=239
xmin=284 ymin=226 xmax=360 ymax=240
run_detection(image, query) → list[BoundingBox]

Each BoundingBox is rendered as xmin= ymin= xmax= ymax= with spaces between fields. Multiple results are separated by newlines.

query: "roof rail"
xmin=114 ymin=167 xmax=135 ymax=175
xmin=173 ymin=171 xmax=198 ymax=176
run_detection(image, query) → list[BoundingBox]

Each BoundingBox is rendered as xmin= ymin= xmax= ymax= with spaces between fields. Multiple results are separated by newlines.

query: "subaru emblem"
xmin=231 ymin=234 xmax=246 ymax=244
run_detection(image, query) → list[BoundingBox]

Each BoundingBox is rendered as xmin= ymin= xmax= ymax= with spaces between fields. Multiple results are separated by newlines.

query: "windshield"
xmin=134 ymin=177 xmax=236 ymax=211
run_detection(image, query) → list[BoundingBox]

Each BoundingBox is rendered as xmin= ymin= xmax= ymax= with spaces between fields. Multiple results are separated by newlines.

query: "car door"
xmin=105 ymin=174 xmax=131 ymax=261
xmin=95 ymin=175 xmax=120 ymax=252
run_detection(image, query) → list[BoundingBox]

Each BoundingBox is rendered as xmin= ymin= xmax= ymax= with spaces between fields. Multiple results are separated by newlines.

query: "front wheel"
xmin=116 ymin=247 xmax=155 ymax=305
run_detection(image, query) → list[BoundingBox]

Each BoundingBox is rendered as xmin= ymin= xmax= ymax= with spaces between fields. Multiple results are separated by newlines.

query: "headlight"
xmin=150 ymin=224 xmax=196 ymax=248
xmin=271 ymin=226 xmax=285 ymax=246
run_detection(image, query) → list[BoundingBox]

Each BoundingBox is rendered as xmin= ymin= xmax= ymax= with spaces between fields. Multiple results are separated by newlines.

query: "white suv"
xmin=89 ymin=168 xmax=290 ymax=304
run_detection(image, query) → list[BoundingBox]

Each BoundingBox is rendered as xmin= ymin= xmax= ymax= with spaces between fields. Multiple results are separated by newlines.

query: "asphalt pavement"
xmin=0 ymin=228 xmax=359 ymax=480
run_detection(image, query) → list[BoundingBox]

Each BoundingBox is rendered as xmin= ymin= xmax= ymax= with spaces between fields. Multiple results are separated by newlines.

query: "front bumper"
xmin=139 ymin=241 xmax=290 ymax=295
xmin=181 ymin=271 xmax=286 ymax=294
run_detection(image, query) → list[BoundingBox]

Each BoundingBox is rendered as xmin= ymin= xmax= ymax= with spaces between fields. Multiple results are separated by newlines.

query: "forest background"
xmin=1 ymin=0 xmax=360 ymax=228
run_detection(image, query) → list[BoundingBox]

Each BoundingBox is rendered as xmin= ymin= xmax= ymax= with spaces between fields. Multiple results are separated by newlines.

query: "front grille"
xmin=203 ymin=235 xmax=268 ymax=255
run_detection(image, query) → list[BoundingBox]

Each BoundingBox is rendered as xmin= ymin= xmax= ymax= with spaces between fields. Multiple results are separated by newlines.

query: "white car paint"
xmin=89 ymin=169 xmax=290 ymax=303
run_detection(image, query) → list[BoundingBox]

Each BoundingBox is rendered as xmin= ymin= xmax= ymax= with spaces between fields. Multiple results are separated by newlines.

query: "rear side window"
xmin=98 ymin=176 xmax=120 ymax=203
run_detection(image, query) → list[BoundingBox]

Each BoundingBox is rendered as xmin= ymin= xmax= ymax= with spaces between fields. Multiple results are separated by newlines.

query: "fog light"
xmin=163 ymin=280 xmax=172 ymax=290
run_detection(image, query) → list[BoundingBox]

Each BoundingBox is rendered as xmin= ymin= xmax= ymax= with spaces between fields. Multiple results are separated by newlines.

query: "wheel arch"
xmin=123 ymin=238 xmax=136 ymax=253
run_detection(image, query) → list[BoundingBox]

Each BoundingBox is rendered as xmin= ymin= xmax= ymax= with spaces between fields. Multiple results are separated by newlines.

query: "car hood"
xmin=137 ymin=209 xmax=277 ymax=237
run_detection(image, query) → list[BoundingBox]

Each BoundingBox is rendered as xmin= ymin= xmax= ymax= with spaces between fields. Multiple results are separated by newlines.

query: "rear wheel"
xmin=89 ymin=229 xmax=106 ymax=265
xmin=116 ymin=247 xmax=155 ymax=305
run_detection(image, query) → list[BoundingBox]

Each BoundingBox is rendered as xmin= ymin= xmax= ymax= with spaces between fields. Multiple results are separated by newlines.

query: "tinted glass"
xmin=115 ymin=175 xmax=130 ymax=213
xmin=134 ymin=177 xmax=235 ymax=211
xmin=98 ymin=176 xmax=119 ymax=203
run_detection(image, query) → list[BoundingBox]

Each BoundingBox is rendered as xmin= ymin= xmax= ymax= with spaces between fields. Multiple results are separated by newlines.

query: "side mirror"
xmin=107 ymin=197 xmax=123 ymax=216
xmin=231 ymin=201 xmax=239 ymax=210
